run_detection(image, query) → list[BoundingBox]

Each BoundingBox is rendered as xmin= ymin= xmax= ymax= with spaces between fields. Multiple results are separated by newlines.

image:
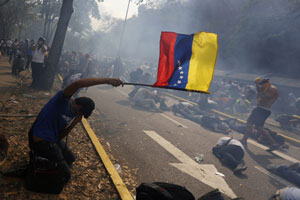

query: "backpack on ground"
xmin=198 ymin=189 xmax=225 ymax=200
xmin=136 ymin=182 xmax=195 ymax=200
xmin=198 ymin=189 xmax=244 ymax=200
xmin=25 ymin=150 xmax=70 ymax=194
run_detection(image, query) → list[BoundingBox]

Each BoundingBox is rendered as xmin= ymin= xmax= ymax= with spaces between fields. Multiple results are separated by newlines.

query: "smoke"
xmin=89 ymin=0 xmax=300 ymax=78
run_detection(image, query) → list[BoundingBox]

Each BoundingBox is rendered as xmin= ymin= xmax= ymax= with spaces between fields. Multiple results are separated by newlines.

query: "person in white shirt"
xmin=271 ymin=187 xmax=300 ymax=200
xmin=31 ymin=37 xmax=47 ymax=89
xmin=130 ymin=88 xmax=169 ymax=112
xmin=212 ymin=136 xmax=247 ymax=174
xmin=6 ymin=39 xmax=12 ymax=56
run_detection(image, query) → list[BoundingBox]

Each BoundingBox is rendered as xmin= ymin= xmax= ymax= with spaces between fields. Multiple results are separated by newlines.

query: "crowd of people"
xmin=1 ymin=35 xmax=300 ymax=199
xmin=0 ymin=36 xmax=126 ymax=194
xmin=0 ymin=37 xmax=49 ymax=89
xmin=125 ymin=67 xmax=300 ymax=199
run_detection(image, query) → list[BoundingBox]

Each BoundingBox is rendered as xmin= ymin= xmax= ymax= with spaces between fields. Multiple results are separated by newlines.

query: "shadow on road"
xmin=246 ymin=148 xmax=288 ymax=188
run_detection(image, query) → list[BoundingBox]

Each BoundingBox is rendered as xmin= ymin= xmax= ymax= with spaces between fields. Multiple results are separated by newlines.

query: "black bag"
xmin=198 ymin=189 xmax=224 ymax=200
xmin=212 ymin=138 xmax=233 ymax=159
xmin=25 ymin=151 xmax=70 ymax=194
xmin=136 ymin=182 xmax=195 ymax=200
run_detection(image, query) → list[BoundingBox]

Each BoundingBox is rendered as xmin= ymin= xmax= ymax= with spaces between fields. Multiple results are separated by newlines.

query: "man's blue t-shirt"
xmin=33 ymin=91 xmax=75 ymax=143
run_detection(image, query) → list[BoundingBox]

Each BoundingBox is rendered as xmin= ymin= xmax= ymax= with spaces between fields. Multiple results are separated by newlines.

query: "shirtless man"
xmin=240 ymin=77 xmax=279 ymax=150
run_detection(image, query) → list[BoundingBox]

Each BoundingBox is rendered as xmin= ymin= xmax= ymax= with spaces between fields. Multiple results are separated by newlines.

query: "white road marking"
xmin=160 ymin=113 xmax=188 ymax=128
xmin=248 ymin=139 xmax=269 ymax=151
xmin=143 ymin=130 xmax=237 ymax=198
xmin=116 ymin=88 xmax=299 ymax=164
xmin=248 ymin=139 xmax=300 ymax=163
xmin=254 ymin=166 xmax=295 ymax=187
xmin=271 ymin=150 xmax=300 ymax=163
xmin=115 ymin=88 xmax=188 ymax=128
xmin=162 ymin=92 xmax=300 ymax=162
xmin=115 ymin=88 xmax=128 ymax=97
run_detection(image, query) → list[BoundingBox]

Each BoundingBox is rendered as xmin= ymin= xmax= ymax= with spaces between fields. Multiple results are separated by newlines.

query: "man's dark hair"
xmin=74 ymin=97 xmax=95 ymax=118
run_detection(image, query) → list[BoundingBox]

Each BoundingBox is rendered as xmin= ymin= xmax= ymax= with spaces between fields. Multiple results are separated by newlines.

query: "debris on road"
xmin=215 ymin=171 xmax=225 ymax=177
xmin=114 ymin=164 xmax=122 ymax=174
xmin=193 ymin=153 xmax=204 ymax=163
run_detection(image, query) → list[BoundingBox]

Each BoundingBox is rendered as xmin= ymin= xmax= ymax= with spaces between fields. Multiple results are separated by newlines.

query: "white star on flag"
xmin=178 ymin=66 xmax=182 ymax=70
xmin=173 ymin=84 xmax=177 ymax=86
xmin=180 ymin=71 xmax=184 ymax=74
xmin=177 ymin=60 xmax=181 ymax=66
xmin=180 ymin=76 xmax=183 ymax=79
xmin=177 ymin=80 xmax=181 ymax=84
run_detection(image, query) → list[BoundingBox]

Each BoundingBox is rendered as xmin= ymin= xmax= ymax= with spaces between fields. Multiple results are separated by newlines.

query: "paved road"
xmin=81 ymin=85 xmax=300 ymax=200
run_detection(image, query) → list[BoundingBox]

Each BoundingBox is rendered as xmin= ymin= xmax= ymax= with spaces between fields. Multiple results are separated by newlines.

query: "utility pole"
xmin=117 ymin=0 xmax=131 ymax=58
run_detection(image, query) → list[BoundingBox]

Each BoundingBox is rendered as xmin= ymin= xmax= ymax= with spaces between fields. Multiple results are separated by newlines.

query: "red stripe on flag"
xmin=153 ymin=32 xmax=177 ymax=87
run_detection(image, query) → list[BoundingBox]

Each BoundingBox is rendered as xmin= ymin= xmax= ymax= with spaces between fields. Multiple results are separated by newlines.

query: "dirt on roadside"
xmin=0 ymin=57 xmax=122 ymax=200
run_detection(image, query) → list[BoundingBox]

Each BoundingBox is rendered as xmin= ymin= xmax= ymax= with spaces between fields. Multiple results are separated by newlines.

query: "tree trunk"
xmin=18 ymin=25 xmax=22 ymax=40
xmin=48 ymin=22 xmax=58 ymax=45
xmin=42 ymin=0 xmax=49 ymax=38
xmin=46 ymin=18 xmax=51 ymax=40
xmin=18 ymin=17 xmax=23 ymax=40
xmin=42 ymin=0 xmax=74 ymax=90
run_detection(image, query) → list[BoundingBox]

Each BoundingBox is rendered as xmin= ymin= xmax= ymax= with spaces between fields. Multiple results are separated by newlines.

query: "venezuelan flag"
xmin=153 ymin=32 xmax=218 ymax=93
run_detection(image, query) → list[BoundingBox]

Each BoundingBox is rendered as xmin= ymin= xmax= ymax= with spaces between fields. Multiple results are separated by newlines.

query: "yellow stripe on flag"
xmin=186 ymin=32 xmax=218 ymax=92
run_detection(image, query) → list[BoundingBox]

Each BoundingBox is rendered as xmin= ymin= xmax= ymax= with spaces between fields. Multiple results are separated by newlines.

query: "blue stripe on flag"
xmin=168 ymin=34 xmax=194 ymax=89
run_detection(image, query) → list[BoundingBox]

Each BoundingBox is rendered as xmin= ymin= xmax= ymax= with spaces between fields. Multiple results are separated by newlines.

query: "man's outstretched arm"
xmin=63 ymin=77 xmax=123 ymax=97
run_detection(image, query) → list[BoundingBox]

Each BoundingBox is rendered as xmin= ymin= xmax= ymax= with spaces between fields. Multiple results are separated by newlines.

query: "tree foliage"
xmin=0 ymin=0 xmax=40 ymax=39
xmin=0 ymin=0 xmax=102 ymax=41
xmin=1 ymin=0 xmax=300 ymax=79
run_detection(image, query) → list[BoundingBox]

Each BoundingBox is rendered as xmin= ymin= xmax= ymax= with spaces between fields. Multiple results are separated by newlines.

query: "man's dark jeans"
xmin=25 ymin=55 xmax=32 ymax=70
xmin=31 ymin=140 xmax=75 ymax=166
xmin=25 ymin=140 xmax=74 ymax=194
xmin=31 ymin=62 xmax=44 ymax=88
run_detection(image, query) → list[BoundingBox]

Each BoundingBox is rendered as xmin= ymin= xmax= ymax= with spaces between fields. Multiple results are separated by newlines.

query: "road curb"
xmin=81 ymin=118 xmax=134 ymax=200
xmin=57 ymin=74 xmax=133 ymax=200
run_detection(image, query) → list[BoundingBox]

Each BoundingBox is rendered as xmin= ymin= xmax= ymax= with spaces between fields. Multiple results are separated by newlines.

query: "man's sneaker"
xmin=267 ymin=144 xmax=280 ymax=152
xmin=3 ymin=163 xmax=28 ymax=178
xmin=234 ymin=163 xmax=247 ymax=174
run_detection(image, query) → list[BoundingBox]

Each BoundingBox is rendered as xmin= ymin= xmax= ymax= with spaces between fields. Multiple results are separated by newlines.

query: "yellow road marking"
xmin=82 ymin=118 xmax=133 ymax=200
xmin=57 ymin=74 xmax=63 ymax=82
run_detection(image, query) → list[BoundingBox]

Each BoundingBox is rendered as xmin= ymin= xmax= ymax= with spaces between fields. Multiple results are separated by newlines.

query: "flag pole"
xmin=117 ymin=0 xmax=131 ymax=58
xmin=123 ymin=83 xmax=152 ymax=87
xmin=123 ymin=83 xmax=209 ymax=94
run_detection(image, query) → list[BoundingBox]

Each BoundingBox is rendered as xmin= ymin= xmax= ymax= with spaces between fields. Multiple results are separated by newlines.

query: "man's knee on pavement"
xmin=145 ymin=99 xmax=157 ymax=109
xmin=33 ymin=141 xmax=64 ymax=162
